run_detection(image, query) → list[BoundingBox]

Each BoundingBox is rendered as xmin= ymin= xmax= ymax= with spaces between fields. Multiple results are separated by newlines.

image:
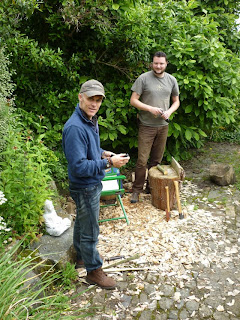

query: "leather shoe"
xmin=130 ymin=192 xmax=139 ymax=203
xmin=86 ymin=267 xmax=116 ymax=289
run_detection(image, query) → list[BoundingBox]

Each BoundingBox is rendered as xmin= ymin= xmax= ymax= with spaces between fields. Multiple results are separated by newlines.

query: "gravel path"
xmin=69 ymin=142 xmax=240 ymax=320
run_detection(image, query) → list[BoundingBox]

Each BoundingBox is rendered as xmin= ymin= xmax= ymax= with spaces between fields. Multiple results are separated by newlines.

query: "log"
xmin=149 ymin=165 xmax=179 ymax=210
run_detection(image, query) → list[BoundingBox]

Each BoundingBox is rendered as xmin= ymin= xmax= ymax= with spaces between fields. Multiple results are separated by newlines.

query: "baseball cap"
xmin=80 ymin=79 xmax=105 ymax=98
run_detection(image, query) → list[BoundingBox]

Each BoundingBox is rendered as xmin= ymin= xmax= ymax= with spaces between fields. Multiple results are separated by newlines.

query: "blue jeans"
xmin=70 ymin=183 xmax=103 ymax=272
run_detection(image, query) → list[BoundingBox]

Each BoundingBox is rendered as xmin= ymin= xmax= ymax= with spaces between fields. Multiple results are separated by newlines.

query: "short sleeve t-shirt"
xmin=131 ymin=70 xmax=179 ymax=127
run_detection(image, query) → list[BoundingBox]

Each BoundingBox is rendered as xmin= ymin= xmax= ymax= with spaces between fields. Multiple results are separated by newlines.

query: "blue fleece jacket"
xmin=62 ymin=104 xmax=107 ymax=188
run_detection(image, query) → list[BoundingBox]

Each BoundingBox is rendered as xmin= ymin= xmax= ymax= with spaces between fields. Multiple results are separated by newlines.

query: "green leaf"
xmin=195 ymin=109 xmax=200 ymax=116
xmin=185 ymin=105 xmax=192 ymax=113
xmin=112 ymin=4 xmax=120 ymax=10
xmin=109 ymin=133 xmax=115 ymax=141
xmin=173 ymin=130 xmax=179 ymax=138
xmin=100 ymin=132 xmax=108 ymax=140
xmin=198 ymin=129 xmax=207 ymax=137
xmin=118 ymin=125 xmax=127 ymax=135
xmin=173 ymin=123 xmax=181 ymax=131
xmin=193 ymin=132 xmax=199 ymax=141
xmin=185 ymin=129 xmax=192 ymax=141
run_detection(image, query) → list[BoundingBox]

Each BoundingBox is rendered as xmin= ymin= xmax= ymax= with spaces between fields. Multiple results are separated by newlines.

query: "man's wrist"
xmin=102 ymin=151 xmax=106 ymax=158
xmin=105 ymin=157 xmax=113 ymax=168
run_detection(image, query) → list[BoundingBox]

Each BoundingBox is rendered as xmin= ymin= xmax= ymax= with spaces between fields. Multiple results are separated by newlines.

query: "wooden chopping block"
xmin=148 ymin=157 xmax=185 ymax=211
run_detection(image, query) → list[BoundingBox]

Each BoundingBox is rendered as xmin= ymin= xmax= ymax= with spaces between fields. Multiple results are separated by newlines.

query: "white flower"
xmin=0 ymin=190 xmax=7 ymax=205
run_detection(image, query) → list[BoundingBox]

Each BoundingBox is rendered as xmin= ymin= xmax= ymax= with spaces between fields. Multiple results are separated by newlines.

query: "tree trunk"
xmin=149 ymin=165 xmax=179 ymax=210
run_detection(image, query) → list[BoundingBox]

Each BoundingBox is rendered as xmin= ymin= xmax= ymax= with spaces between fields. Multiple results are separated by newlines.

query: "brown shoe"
xmin=75 ymin=255 xmax=104 ymax=269
xmin=86 ymin=267 xmax=116 ymax=289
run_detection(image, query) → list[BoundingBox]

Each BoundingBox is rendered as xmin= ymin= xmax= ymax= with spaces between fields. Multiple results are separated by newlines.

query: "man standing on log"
xmin=63 ymin=79 xmax=129 ymax=289
xmin=130 ymin=51 xmax=180 ymax=203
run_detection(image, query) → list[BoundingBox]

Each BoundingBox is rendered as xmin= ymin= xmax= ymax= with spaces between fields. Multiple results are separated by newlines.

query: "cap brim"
xmin=84 ymin=90 xmax=105 ymax=98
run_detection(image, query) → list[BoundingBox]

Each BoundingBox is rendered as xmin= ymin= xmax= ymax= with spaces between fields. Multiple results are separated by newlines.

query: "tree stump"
xmin=149 ymin=160 xmax=183 ymax=211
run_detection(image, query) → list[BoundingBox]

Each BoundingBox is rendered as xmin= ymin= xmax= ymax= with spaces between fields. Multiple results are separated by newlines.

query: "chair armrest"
xmin=103 ymin=175 xmax=126 ymax=181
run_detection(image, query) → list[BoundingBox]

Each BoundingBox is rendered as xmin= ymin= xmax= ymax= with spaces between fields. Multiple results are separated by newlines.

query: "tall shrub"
xmin=0 ymin=114 xmax=53 ymax=238
xmin=0 ymin=0 xmax=239 ymax=162
xmin=146 ymin=0 xmax=240 ymax=159
xmin=0 ymin=46 xmax=14 ymax=160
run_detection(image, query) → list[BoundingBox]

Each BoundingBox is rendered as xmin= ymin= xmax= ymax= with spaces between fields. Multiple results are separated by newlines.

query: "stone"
xmin=213 ymin=311 xmax=230 ymax=320
xmin=159 ymin=284 xmax=174 ymax=296
xmin=155 ymin=312 xmax=168 ymax=320
xmin=179 ymin=309 xmax=189 ymax=319
xmin=210 ymin=163 xmax=236 ymax=186
xmin=144 ymin=283 xmax=156 ymax=295
xmin=199 ymin=305 xmax=213 ymax=318
xmin=22 ymin=269 xmax=43 ymax=298
xmin=168 ymin=309 xmax=178 ymax=319
xmin=185 ymin=300 xmax=200 ymax=311
xmin=139 ymin=310 xmax=153 ymax=320
xmin=139 ymin=292 xmax=148 ymax=304
xmin=159 ymin=297 xmax=174 ymax=310
xmin=121 ymin=295 xmax=132 ymax=308
xmin=148 ymin=300 xmax=157 ymax=311
xmin=30 ymin=226 xmax=74 ymax=267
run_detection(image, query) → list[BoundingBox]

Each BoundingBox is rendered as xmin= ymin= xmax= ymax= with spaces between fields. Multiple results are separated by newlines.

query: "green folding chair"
xmin=99 ymin=167 xmax=129 ymax=225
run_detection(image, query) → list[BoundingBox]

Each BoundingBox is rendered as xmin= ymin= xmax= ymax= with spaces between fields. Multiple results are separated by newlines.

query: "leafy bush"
xmin=146 ymin=0 xmax=240 ymax=159
xmin=0 ymin=46 xmax=14 ymax=160
xmin=0 ymin=0 xmax=239 ymax=164
xmin=0 ymin=113 xmax=54 ymax=238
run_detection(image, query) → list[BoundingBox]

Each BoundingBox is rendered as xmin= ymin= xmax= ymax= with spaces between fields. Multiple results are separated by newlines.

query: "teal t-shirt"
xmin=131 ymin=70 xmax=179 ymax=127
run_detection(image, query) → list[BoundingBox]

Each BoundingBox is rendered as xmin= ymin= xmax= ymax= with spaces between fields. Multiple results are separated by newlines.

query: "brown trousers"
xmin=132 ymin=123 xmax=169 ymax=193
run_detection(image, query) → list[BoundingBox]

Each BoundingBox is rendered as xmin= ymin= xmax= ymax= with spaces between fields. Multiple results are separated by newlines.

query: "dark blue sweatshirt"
xmin=62 ymin=105 xmax=107 ymax=188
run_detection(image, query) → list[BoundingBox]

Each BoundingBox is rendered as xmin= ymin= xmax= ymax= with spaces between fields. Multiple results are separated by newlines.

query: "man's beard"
xmin=153 ymin=69 xmax=165 ymax=75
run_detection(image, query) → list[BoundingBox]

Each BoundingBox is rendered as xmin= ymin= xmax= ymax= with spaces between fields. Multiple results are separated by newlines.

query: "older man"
xmin=63 ymin=79 xmax=129 ymax=289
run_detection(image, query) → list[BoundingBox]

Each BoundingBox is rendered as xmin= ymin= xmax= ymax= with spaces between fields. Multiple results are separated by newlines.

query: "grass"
xmin=0 ymin=240 xmax=89 ymax=319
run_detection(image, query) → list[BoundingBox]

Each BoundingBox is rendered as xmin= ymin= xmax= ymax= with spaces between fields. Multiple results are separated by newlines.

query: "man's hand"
xmin=149 ymin=106 xmax=163 ymax=117
xmin=111 ymin=153 xmax=130 ymax=168
xmin=159 ymin=108 xmax=171 ymax=121
xmin=102 ymin=151 xmax=116 ymax=158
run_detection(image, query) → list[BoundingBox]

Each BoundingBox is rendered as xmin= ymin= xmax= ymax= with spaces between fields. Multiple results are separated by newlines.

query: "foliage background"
xmin=0 ymin=0 xmax=240 ymax=238
xmin=1 ymin=0 xmax=239 ymax=159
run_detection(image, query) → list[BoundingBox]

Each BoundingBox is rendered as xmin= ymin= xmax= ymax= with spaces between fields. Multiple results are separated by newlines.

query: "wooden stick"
xmin=174 ymin=180 xmax=184 ymax=219
xmin=103 ymin=253 xmax=140 ymax=269
xmin=165 ymin=186 xmax=170 ymax=222
xmin=157 ymin=164 xmax=167 ymax=175
xmin=103 ymin=267 xmax=150 ymax=272
xmin=77 ymin=254 xmax=140 ymax=277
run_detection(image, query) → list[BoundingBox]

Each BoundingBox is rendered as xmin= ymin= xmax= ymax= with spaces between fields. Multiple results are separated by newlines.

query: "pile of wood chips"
xmin=78 ymin=180 xmax=231 ymax=283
